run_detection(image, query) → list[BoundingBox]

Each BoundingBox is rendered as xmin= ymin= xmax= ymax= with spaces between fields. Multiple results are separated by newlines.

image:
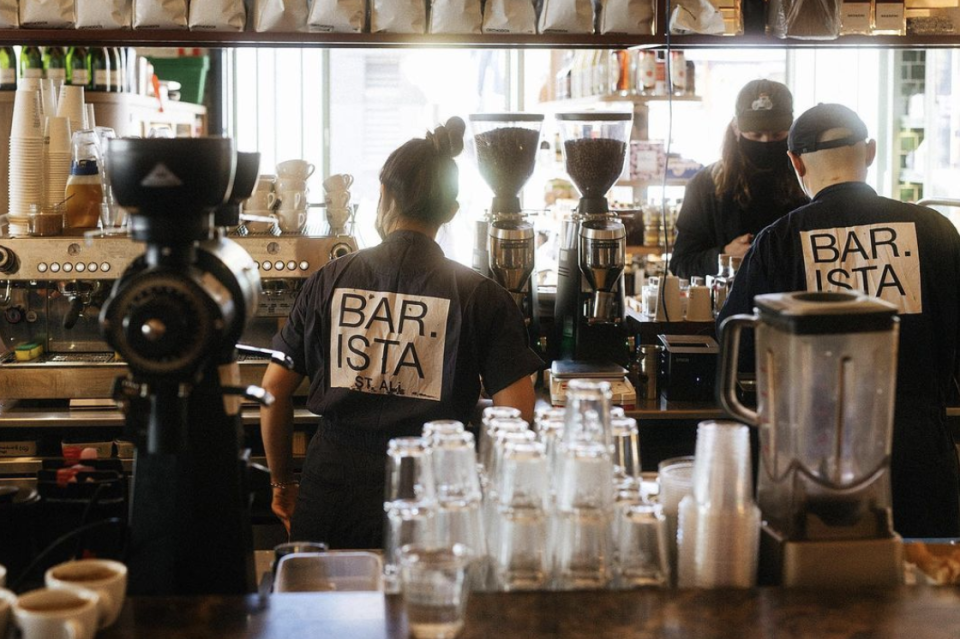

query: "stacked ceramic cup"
xmin=322 ymin=173 xmax=354 ymax=236
xmin=43 ymin=116 xmax=72 ymax=208
xmin=275 ymin=159 xmax=313 ymax=234
xmin=8 ymin=89 xmax=45 ymax=227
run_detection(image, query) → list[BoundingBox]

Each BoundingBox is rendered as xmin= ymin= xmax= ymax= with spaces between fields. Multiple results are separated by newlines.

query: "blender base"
xmin=759 ymin=524 xmax=903 ymax=587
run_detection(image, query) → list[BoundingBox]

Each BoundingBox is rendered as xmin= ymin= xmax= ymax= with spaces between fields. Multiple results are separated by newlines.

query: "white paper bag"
xmin=482 ymin=0 xmax=536 ymax=32
xmin=19 ymin=0 xmax=75 ymax=28
xmin=307 ymin=0 xmax=364 ymax=32
xmin=189 ymin=0 xmax=246 ymax=30
xmin=599 ymin=0 xmax=654 ymax=33
xmin=0 ymin=0 xmax=18 ymax=27
xmin=252 ymin=0 xmax=309 ymax=31
xmin=429 ymin=0 xmax=481 ymax=33
xmin=133 ymin=0 xmax=188 ymax=29
xmin=370 ymin=0 xmax=425 ymax=32
xmin=537 ymin=0 xmax=594 ymax=33
xmin=76 ymin=0 xmax=132 ymax=28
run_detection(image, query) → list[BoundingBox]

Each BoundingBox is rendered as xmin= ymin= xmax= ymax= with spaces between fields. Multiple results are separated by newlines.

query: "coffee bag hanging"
xmin=133 ymin=0 xmax=188 ymax=29
xmin=482 ymin=0 xmax=536 ymax=33
xmin=76 ymin=0 xmax=132 ymax=28
xmin=370 ymin=0 xmax=426 ymax=32
xmin=537 ymin=0 xmax=594 ymax=33
xmin=0 ymin=0 xmax=18 ymax=27
xmin=19 ymin=0 xmax=75 ymax=28
xmin=429 ymin=0 xmax=481 ymax=33
xmin=599 ymin=0 xmax=654 ymax=33
xmin=252 ymin=0 xmax=309 ymax=31
xmin=307 ymin=0 xmax=365 ymax=32
xmin=189 ymin=0 xmax=246 ymax=30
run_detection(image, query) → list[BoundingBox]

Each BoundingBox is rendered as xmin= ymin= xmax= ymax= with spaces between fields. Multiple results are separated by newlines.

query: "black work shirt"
xmin=273 ymin=230 xmax=543 ymax=448
xmin=669 ymin=164 xmax=809 ymax=279
xmin=719 ymin=182 xmax=960 ymax=537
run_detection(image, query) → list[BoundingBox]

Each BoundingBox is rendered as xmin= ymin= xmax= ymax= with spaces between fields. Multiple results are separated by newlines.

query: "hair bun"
xmin=428 ymin=116 xmax=466 ymax=159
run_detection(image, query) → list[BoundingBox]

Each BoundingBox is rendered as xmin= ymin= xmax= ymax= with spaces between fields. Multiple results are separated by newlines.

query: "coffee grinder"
xmin=553 ymin=112 xmax=631 ymax=366
xmin=100 ymin=138 xmax=275 ymax=595
xmin=469 ymin=113 xmax=544 ymax=351
xmin=719 ymin=291 xmax=903 ymax=587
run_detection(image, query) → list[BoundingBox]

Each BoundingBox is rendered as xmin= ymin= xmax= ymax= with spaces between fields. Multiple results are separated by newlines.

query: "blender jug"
xmin=718 ymin=291 xmax=900 ymax=541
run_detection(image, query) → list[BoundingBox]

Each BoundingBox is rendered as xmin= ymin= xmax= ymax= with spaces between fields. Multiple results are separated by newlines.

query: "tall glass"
xmin=400 ymin=544 xmax=473 ymax=639
xmin=562 ymin=379 xmax=613 ymax=447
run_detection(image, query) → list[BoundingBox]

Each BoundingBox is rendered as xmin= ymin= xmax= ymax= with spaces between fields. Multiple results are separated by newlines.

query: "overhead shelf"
xmin=0 ymin=29 xmax=956 ymax=49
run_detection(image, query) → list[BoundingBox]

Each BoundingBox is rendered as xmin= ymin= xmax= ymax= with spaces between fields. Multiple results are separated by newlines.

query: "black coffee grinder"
xmin=552 ymin=113 xmax=631 ymax=366
xmin=100 ymin=139 xmax=275 ymax=595
xmin=469 ymin=113 xmax=544 ymax=354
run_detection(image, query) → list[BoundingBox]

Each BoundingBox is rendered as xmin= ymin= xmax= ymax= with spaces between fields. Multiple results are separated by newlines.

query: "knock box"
xmin=657 ymin=334 xmax=719 ymax=402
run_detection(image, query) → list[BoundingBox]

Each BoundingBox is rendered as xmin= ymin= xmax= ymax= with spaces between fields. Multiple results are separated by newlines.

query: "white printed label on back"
xmin=330 ymin=288 xmax=450 ymax=401
xmin=800 ymin=222 xmax=922 ymax=314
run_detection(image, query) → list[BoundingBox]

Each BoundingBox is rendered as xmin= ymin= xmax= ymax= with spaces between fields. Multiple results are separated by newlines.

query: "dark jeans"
xmin=290 ymin=428 xmax=386 ymax=550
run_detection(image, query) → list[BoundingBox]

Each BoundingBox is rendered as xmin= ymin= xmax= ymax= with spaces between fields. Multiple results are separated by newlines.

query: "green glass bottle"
xmin=20 ymin=46 xmax=43 ymax=81
xmin=86 ymin=47 xmax=111 ymax=92
xmin=109 ymin=47 xmax=123 ymax=93
xmin=0 ymin=46 xmax=16 ymax=90
xmin=43 ymin=46 xmax=67 ymax=83
xmin=67 ymin=46 xmax=89 ymax=87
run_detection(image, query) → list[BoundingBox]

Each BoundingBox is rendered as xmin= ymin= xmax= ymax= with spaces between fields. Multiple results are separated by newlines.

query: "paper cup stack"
xmin=43 ymin=116 xmax=72 ymax=208
xmin=8 ymin=89 xmax=45 ymax=221
xmin=57 ymin=85 xmax=86 ymax=135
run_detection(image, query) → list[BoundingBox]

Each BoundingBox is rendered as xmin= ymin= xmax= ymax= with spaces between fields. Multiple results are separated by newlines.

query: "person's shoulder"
xmin=688 ymin=164 xmax=719 ymax=189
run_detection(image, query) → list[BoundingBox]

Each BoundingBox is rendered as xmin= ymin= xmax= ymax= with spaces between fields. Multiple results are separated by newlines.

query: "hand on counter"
xmin=271 ymin=483 xmax=299 ymax=534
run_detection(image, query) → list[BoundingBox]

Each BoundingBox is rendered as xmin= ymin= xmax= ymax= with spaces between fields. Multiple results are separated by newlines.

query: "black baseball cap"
xmin=788 ymin=103 xmax=869 ymax=155
xmin=735 ymin=79 xmax=794 ymax=133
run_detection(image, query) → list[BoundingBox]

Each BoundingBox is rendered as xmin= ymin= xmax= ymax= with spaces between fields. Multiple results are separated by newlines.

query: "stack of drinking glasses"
xmin=677 ymin=421 xmax=760 ymax=588
xmin=383 ymin=437 xmax=437 ymax=594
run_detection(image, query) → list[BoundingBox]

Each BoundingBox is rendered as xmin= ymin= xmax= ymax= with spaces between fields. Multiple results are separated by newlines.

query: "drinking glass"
xmin=480 ymin=414 xmax=526 ymax=475
xmin=432 ymin=432 xmax=481 ymax=505
xmin=554 ymin=510 xmax=612 ymax=590
xmin=385 ymin=437 xmax=436 ymax=506
xmin=496 ymin=509 xmax=549 ymax=591
xmin=422 ymin=419 xmax=465 ymax=445
xmin=563 ymin=379 xmax=613 ymax=447
xmin=384 ymin=502 xmax=437 ymax=594
xmin=400 ymin=544 xmax=472 ymax=639
xmin=489 ymin=427 xmax=535 ymax=494
xmin=616 ymin=504 xmax=667 ymax=588
xmin=498 ymin=441 xmax=548 ymax=511
xmin=556 ymin=440 xmax=614 ymax=513
xmin=611 ymin=416 xmax=641 ymax=483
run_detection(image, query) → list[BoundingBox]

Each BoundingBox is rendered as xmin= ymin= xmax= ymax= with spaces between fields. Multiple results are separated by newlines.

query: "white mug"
xmin=325 ymin=191 xmax=350 ymax=209
xmin=14 ymin=587 xmax=100 ymax=639
xmin=244 ymin=190 xmax=277 ymax=212
xmin=46 ymin=559 xmax=127 ymax=629
xmin=278 ymin=209 xmax=307 ymax=234
xmin=276 ymin=178 xmax=307 ymax=193
xmin=255 ymin=174 xmax=276 ymax=192
xmin=326 ymin=206 xmax=351 ymax=233
xmin=276 ymin=160 xmax=315 ymax=181
xmin=0 ymin=587 xmax=15 ymax=639
xmin=277 ymin=190 xmax=305 ymax=211
xmin=245 ymin=214 xmax=279 ymax=234
xmin=322 ymin=173 xmax=353 ymax=193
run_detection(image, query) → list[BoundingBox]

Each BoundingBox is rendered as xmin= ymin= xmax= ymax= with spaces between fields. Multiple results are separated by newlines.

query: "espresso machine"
xmin=719 ymin=291 xmax=903 ymax=587
xmin=469 ymin=113 xmax=543 ymax=352
xmin=552 ymin=113 xmax=631 ymax=367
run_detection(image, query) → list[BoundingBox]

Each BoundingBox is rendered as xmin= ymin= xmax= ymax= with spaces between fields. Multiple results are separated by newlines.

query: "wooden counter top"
xmin=97 ymin=587 xmax=960 ymax=639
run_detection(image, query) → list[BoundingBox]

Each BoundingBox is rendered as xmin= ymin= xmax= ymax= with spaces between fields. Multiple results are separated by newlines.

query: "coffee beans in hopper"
xmin=474 ymin=127 xmax=540 ymax=198
xmin=563 ymin=138 xmax=627 ymax=197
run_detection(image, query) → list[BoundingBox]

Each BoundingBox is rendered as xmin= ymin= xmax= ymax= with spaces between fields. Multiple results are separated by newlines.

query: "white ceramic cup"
xmin=325 ymin=190 xmax=350 ymax=209
xmin=255 ymin=174 xmax=276 ymax=192
xmin=278 ymin=209 xmax=307 ymax=234
xmin=277 ymin=190 xmax=305 ymax=211
xmin=276 ymin=178 xmax=307 ymax=193
xmin=244 ymin=190 xmax=277 ymax=212
xmin=0 ymin=587 xmax=15 ymax=638
xmin=14 ymin=587 xmax=100 ymax=639
xmin=45 ymin=559 xmax=127 ymax=629
xmin=686 ymin=285 xmax=713 ymax=322
xmin=276 ymin=159 xmax=315 ymax=181
xmin=322 ymin=173 xmax=353 ymax=193
xmin=245 ymin=213 xmax=279 ymax=234
xmin=326 ymin=206 xmax=351 ymax=233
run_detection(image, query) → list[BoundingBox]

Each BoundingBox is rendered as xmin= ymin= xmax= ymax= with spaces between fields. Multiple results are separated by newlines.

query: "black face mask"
xmin=739 ymin=136 xmax=789 ymax=168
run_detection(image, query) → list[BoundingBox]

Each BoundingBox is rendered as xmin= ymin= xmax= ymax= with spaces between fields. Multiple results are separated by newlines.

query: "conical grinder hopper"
xmin=469 ymin=113 xmax=544 ymax=215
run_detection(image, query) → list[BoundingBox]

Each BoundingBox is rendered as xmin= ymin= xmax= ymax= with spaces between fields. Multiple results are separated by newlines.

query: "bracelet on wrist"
xmin=270 ymin=480 xmax=299 ymax=490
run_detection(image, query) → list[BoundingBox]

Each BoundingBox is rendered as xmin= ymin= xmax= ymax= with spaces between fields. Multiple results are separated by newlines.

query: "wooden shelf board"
xmin=0 ymin=29 xmax=956 ymax=49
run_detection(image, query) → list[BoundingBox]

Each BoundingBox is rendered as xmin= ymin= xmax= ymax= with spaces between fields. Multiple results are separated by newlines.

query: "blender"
xmin=553 ymin=112 xmax=631 ymax=367
xmin=719 ymin=291 xmax=903 ymax=587
xmin=469 ymin=113 xmax=544 ymax=349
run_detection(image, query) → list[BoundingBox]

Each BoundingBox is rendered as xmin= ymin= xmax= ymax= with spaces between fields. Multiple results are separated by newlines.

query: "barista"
xmin=719 ymin=103 xmax=960 ymax=538
xmin=669 ymin=79 xmax=809 ymax=279
xmin=260 ymin=117 xmax=543 ymax=549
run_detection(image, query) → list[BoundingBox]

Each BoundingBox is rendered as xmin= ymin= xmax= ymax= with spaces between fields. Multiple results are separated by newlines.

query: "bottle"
xmin=637 ymin=51 xmax=656 ymax=96
xmin=712 ymin=253 xmax=734 ymax=314
xmin=43 ymin=46 xmax=67 ymax=83
xmin=110 ymin=48 xmax=123 ymax=93
xmin=67 ymin=46 xmax=89 ymax=87
xmin=670 ymin=51 xmax=686 ymax=96
xmin=685 ymin=60 xmax=696 ymax=96
xmin=87 ymin=47 xmax=111 ymax=92
xmin=64 ymin=131 xmax=104 ymax=230
xmin=0 ymin=46 xmax=16 ymax=90
xmin=20 ymin=46 xmax=43 ymax=80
